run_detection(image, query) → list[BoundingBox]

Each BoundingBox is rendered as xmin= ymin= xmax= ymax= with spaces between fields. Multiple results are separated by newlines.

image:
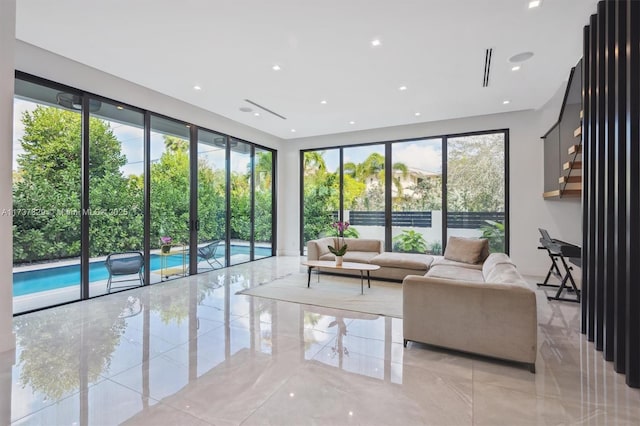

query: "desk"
xmin=160 ymin=245 xmax=187 ymax=280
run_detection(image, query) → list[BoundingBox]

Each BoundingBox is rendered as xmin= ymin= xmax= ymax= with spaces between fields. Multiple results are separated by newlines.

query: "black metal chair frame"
xmin=105 ymin=251 xmax=144 ymax=293
xmin=196 ymin=240 xmax=223 ymax=270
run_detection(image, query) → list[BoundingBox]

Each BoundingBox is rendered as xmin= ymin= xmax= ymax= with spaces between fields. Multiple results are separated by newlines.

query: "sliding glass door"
xmin=196 ymin=130 xmax=227 ymax=272
xmin=150 ymin=116 xmax=190 ymax=283
xmin=88 ymin=100 xmax=145 ymax=296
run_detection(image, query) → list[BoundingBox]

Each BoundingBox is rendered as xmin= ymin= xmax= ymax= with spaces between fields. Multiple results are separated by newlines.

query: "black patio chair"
xmin=105 ymin=251 xmax=144 ymax=293
xmin=196 ymin=240 xmax=223 ymax=270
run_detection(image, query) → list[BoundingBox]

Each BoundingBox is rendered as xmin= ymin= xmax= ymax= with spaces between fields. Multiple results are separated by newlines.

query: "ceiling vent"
xmin=482 ymin=48 xmax=493 ymax=87
xmin=244 ymin=99 xmax=287 ymax=120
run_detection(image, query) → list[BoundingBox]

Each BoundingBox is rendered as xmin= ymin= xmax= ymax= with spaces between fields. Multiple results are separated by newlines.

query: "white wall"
xmin=0 ymin=0 xmax=16 ymax=353
xmin=15 ymin=41 xmax=283 ymax=151
xmin=281 ymin=108 xmax=582 ymax=276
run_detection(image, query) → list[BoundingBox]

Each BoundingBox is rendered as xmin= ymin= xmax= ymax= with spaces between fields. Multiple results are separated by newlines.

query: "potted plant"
xmin=160 ymin=236 xmax=172 ymax=254
xmin=328 ymin=221 xmax=349 ymax=266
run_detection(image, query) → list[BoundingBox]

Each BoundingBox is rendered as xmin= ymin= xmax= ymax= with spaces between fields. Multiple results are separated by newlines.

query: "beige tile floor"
xmin=1 ymin=256 xmax=639 ymax=425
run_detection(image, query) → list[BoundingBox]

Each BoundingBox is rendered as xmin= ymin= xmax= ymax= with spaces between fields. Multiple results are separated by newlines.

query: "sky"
xmin=315 ymin=139 xmax=442 ymax=175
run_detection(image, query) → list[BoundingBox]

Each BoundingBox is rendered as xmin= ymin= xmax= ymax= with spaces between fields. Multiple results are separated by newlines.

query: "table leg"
xmin=307 ymin=267 xmax=312 ymax=288
xmin=367 ymin=271 xmax=371 ymax=288
xmin=360 ymin=271 xmax=364 ymax=295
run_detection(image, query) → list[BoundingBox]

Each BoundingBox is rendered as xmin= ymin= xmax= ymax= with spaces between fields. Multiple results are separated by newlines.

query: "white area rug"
xmin=238 ymin=273 xmax=403 ymax=318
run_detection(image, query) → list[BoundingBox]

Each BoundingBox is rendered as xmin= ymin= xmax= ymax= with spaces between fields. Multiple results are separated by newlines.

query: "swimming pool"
xmin=13 ymin=245 xmax=271 ymax=297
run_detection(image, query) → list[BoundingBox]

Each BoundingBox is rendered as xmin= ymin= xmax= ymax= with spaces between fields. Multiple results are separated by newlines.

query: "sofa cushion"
xmin=482 ymin=253 xmax=515 ymax=278
xmin=425 ymin=265 xmax=485 ymax=282
xmin=319 ymin=251 xmax=379 ymax=264
xmin=432 ymin=257 xmax=483 ymax=270
xmin=443 ymin=236 xmax=489 ymax=265
xmin=314 ymin=237 xmax=337 ymax=257
xmin=342 ymin=238 xmax=384 ymax=253
xmin=370 ymin=252 xmax=434 ymax=271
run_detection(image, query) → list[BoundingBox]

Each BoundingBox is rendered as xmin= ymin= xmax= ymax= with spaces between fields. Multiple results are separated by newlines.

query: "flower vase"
xmin=161 ymin=244 xmax=171 ymax=254
xmin=335 ymin=256 xmax=343 ymax=267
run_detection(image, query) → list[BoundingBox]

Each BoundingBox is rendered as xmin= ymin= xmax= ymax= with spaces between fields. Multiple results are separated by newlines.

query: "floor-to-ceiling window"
xmin=343 ymin=145 xmax=386 ymax=243
xmin=150 ymin=115 xmax=190 ymax=284
xmin=301 ymin=130 xmax=508 ymax=255
xmin=446 ymin=133 xmax=507 ymax=253
xmin=12 ymin=79 xmax=83 ymax=312
xmin=196 ymin=130 xmax=227 ymax=272
xmin=230 ymin=139 xmax=252 ymax=265
xmin=88 ymin=100 xmax=145 ymax=297
xmin=12 ymin=73 xmax=276 ymax=315
xmin=301 ymin=149 xmax=340 ymax=250
xmin=391 ymin=138 xmax=443 ymax=255
xmin=254 ymin=148 xmax=273 ymax=260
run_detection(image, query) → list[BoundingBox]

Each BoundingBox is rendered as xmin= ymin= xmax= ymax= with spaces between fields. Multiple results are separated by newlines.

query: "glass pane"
xmin=254 ymin=148 xmax=273 ymax=259
xmin=196 ymin=130 xmax=227 ymax=272
xmin=12 ymin=79 xmax=82 ymax=313
xmin=342 ymin=145 xmax=386 ymax=244
xmin=88 ymin=101 xmax=145 ymax=297
xmin=391 ymin=138 xmax=443 ymax=255
xmin=302 ymin=149 xmax=340 ymax=251
xmin=150 ymin=116 xmax=190 ymax=283
xmin=230 ymin=139 xmax=252 ymax=265
xmin=446 ymin=133 xmax=506 ymax=253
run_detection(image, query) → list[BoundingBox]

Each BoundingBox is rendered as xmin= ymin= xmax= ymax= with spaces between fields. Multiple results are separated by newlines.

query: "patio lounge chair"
xmin=197 ymin=240 xmax=223 ymax=270
xmin=105 ymin=251 xmax=144 ymax=293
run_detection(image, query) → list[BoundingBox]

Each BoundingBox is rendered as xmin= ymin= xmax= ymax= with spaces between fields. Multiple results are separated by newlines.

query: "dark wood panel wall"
xmin=582 ymin=0 xmax=640 ymax=388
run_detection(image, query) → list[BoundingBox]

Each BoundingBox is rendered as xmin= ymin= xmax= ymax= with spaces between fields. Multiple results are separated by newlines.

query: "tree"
xmin=13 ymin=106 xmax=142 ymax=262
xmin=447 ymin=134 xmax=505 ymax=212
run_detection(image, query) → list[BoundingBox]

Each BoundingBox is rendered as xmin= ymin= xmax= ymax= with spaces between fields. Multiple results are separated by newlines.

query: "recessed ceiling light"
xmin=511 ymin=65 xmax=521 ymax=71
xmin=193 ymin=85 xmax=201 ymax=90
xmin=398 ymin=86 xmax=407 ymax=91
xmin=503 ymin=100 xmax=511 ymax=104
xmin=320 ymin=100 xmax=327 ymax=104
xmin=272 ymin=64 xmax=281 ymax=71
xmin=186 ymin=124 xmax=191 ymax=128
xmin=349 ymin=121 xmax=355 ymax=125
xmin=116 ymin=105 xmax=124 ymax=110
xmin=254 ymin=112 xmax=260 ymax=117
xmin=509 ymin=51 xmax=534 ymax=63
xmin=414 ymin=112 xmax=421 ymax=117
xmin=371 ymin=39 xmax=381 ymax=47
xmin=291 ymin=129 xmax=296 ymax=132
xmin=528 ymin=0 xmax=541 ymax=9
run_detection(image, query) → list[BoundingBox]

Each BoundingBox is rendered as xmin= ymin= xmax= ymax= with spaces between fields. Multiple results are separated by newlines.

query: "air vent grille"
xmin=244 ymin=99 xmax=287 ymax=120
xmin=483 ymin=48 xmax=493 ymax=87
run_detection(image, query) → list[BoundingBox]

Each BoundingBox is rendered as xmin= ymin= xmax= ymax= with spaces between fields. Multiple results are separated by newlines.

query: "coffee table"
xmin=301 ymin=260 xmax=381 ymax=295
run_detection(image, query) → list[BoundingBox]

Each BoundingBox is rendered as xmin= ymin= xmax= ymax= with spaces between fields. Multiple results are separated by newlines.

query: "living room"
xmin=3 ymin=0 xmax=640 ymax=424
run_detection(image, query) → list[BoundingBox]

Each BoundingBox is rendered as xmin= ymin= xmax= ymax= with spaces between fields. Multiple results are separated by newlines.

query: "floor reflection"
xmin=3 ymin=257 xmax=640 ymax=425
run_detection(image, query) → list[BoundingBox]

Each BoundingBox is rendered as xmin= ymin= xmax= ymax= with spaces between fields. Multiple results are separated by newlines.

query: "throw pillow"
xmin=444 ymin=236 xmax=489 ymax=264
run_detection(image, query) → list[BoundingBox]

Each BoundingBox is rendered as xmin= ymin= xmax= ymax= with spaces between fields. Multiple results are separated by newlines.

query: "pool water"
xmin=13 ymin=245 xmax=271 ymax=297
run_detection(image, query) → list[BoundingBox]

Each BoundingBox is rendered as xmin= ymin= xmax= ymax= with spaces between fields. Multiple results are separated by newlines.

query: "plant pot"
xmin=161 ymin=245 xmax=171 ymax=254
xmin=335 ymin=256 xmax=343 ymax=266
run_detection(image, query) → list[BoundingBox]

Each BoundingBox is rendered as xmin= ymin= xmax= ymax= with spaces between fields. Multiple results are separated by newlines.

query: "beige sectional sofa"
xmin=306 ymin=237 xmax=434 ymax=280
xmin=306 ymin=236 xmax=538 ymax=371
xmin=403 ymin=252 xmax=537 ymax=372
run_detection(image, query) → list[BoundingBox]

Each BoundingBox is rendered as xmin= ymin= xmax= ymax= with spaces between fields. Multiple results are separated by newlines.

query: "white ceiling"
xmin=15 ymin=0 xmax=598 ymax=140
